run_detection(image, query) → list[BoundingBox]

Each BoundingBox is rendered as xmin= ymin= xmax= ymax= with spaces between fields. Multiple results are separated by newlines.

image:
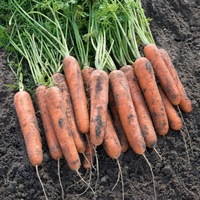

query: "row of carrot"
xmin=14 ymin=46 xmax=192 ymax=180
xmin=13 ymin=48 xmax=192 ymax=199
xmin=8 ymin=0 xmax=192 ymax=199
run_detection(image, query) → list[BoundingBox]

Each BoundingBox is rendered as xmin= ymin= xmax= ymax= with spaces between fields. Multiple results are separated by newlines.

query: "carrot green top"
xmin=69 ymin=3 xmax=91 ymax=69
xmin=117 ymin=0 xmax=155 ymax=45
xmin=8 ymin=0 xmax=156 ymax=86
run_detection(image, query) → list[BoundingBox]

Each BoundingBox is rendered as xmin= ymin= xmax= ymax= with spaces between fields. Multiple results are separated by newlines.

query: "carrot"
xmin=144 ymin=44 xmax=180 ymax=106
xmin=89 ymin=69 xmax=109 ymax=146
xmin=159 ymin=48 xmax=192 ymax=113
xmin=120 ymin=65 xmax=157 ymax=148
xmin=108 ymin=89 xmax=129 ymax=152
xmin=45 ymin=86 xmax=81 ymax=171
xmin=109 ymin=70 xmax=146 ymax=155
xmin=158 ymin=86 xmax=182 ymax=131
xmin=81 ymin=67 xmax=95 ymax=169
xmin=52 ymin=73 xmax=86 ymax=154
xmin=14 ymin=91 xmax=43 ymax=167
xmin=36 ymin=85 xmax=63 ymax=160
xmin=103 ymin=111 xmax=122 ymax=159
xmin=63 ymin=55 xmax=89 ymax=133
xmin=134 ymin=57 xmax=169 ymax=136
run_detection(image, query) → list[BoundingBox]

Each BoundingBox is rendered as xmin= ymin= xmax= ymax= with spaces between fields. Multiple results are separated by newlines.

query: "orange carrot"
xmin=134 ymin=57 xmax=169 ymax=136
xmin=89 ymin=70 xmax=109 ymax=146
xmin=144 ymin=44 xmax=180 ymax=106
xmin=120 ymin=65 xmax=157 ymax=148
xmin=63 ymin=55 xmax=89 ymax=133
xmin=159 ymin=48 xmax=192 ymax=113
xmin=14 ymin=91 xmax=43 ymax=167
xmin=108 ymin=89 xmax=129 ymax=152
xmin=52 ymin=73 xmax=86 ymax=154
xmin=36 ymin=85 xmax=63 ymax=160
xmin=109 ymin=70 xmax=146 ymax=155
xmin=82 ymin=67 xmax=95 ymax=169
xmin=158 ymin=86 xmax=182 ymax=131
xmin=45 ymin=87 xmax=80 ymax=171
xmin=103 ymin=111 xmax=121 ymax=159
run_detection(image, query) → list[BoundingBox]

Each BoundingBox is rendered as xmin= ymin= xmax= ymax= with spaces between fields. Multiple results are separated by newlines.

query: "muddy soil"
xmin=0 ymin=1 xmax=199 ymax=200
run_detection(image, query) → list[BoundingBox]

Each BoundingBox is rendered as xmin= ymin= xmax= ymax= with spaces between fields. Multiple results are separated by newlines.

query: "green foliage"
xmin=2 ymin=0 xmax=155 ymax=91
xmin=0 ymin=25 xmax=9 ymax=48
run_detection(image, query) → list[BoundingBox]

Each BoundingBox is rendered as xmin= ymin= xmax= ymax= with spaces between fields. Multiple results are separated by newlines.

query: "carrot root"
xmin=14 ymin=91 xmax=43 ymax=167
xmin=52 ymin=73 xmax=86 ymax=154
xmin=109 ymin=70 xmax=146 ymax=155
xmin=89 ymin=69 xmax=109 ymax=146
xmin=134 ymin=57 xmax=169 ymax=136
xmin=46 ymin=87 xmax=81 ymax=171
xmin=121 ymin=65 xmax=157 ymax=148
xmin=63 ymin=55 xmax=89 ymax=133
xmin=144 ymin=44 xmax=180 ymax=106
xmin=159 ymin=48 xmax=192 ymax=112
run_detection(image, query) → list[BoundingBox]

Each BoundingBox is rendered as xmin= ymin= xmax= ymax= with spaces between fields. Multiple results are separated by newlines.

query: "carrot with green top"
xmin=119 ymin=1 xmax=180 ymax=106
xmin=69 ymin=9 xmax=96 ymax=168
xmin=88 ymin=29 xmax=109 ymax=146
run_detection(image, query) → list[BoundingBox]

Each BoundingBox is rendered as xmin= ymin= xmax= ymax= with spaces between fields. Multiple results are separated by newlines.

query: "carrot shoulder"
xmin=144 ymin=44 xmax=180 ymax=106
xmin=89 ymin=69 xmax=109 ymax=146
xmin=109 ymin=70 xmax=146 ymax=155
xmin=134 ymin=57 xmax=169 ymax=136
xmin=82 ymin=67 xmax=95 ymax=97
xmin=120 ymin=65 xmax=157 ymax=148
xmin=159 ymin=48 xmax=192 ymax=113
xmin=52 ymin=73 xmax=86 ymax=154
xmin=36 ymin=85 xmax=62 ymax=160
xmin=158 ymin=86 xmax=182 ymax=131
xmin=45 ymin=87 xmax=81 ymax=171
xmin=14 ymin=91 xmax=43 ymax=167
xmin=63 ymin=55 xmax=89 ymax=133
